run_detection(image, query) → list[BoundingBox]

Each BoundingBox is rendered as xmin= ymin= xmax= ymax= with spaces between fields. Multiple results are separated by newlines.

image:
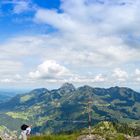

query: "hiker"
xmin=20 ymin=124 xmax=32 ymax=140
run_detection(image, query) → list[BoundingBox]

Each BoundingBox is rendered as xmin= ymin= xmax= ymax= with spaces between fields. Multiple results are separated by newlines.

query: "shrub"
xmin=115 ymin=134 xmax=126 ymax=140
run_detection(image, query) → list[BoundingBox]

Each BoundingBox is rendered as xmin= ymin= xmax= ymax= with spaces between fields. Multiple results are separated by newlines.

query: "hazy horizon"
xmin=0 ymin=83 xmax=140 ymax=94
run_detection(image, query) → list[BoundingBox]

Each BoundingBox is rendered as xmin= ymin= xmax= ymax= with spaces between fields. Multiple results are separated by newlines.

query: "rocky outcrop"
xmin=77 ymin=135 xmax=105 ymax=140
xmin=77 ymin=134 xmax=140 ymax=140
xmin=129 ymin=136 xmax=140 ymax=140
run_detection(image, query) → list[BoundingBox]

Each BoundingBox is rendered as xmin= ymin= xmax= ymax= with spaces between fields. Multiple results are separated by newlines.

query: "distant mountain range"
xmin=0 ymin=91 xmax=17 ymax=103
xmin=0 ymin=89 xmax=29 ymax=103
xmin=0 ymin=83 xmax=139 ymax=133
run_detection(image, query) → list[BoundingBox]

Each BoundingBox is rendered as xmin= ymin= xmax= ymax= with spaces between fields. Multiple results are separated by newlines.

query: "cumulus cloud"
xmin=135 ymin=69 xmax=140 ymax=75
xmin=34 ymin=0 xmax=140 ymax=67
xmin=29 ymin=60 xmax=71 ymax=79
xmin=28 ymin=59 xmax=106 ymax=84
xmin=112 ymin=68 xmax=128 ymax=81
xmin=33 ymin=0 xmax=140 ymax=88
xmin=134 ymin=69 xmax=140 ymax=81
xmin=93 ymin=74 xmax=106 ymax=82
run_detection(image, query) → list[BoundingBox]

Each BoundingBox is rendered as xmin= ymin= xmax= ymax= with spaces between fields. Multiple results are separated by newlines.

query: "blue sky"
xmin=0 ymin=0 xmax=140 ymax=90
xmin=0 ymin=0 xmax=60 ymax=41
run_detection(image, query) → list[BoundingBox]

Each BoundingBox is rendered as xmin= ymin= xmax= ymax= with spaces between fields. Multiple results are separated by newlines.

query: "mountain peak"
xmin=60 ymin=83 xmax=76 ymax=93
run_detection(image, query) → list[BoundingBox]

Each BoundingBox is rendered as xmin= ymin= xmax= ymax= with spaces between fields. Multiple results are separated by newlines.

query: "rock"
xmin=77 ymin=135 xmax=105 ymax=140
xmin=129 ymin=136 xmax=140 ymax=140
xmin=126 ymin=135 xmax=140 ymax=140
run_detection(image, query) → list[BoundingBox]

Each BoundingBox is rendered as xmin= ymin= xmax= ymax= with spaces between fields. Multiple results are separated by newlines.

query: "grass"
xmin=27 ymin=121 xmax=140 ymax=140
xmin=6 ymin=112 xmax=29 ymax=120
xmin=29 ymin=134 xmax=79 ymax=140
xmin=29 ymin=133 xmax=127 ymax=140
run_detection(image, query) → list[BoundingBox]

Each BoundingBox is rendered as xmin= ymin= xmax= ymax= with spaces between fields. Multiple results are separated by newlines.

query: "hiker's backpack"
xmin=21 ymin=124 xmax=29 ymax=130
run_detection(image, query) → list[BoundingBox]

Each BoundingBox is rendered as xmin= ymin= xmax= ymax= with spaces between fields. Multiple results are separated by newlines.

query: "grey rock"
xmin=77 ymin=135 xmax=105 ymax=140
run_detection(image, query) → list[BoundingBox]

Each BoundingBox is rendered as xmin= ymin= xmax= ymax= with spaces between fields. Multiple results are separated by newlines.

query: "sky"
xmin=0 ymin=0 xmax=140 ymax=90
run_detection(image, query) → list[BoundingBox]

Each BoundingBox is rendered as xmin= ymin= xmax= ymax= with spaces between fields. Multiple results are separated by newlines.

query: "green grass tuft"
xmin=29 ymin=134 xmax=79 ymax=140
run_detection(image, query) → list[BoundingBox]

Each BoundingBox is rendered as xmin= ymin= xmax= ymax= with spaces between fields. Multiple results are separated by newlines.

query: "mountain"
xmin=0 ymin=89 xmax=26 ymax=103
xmin=0 ymin=83 xmax=140 ymax=133
xmin=0 ymin=94 xmax=10 ymax=103
xmin=59 ymin=83 xmax=76 ymax=93
xmin=0 ymin=92 xmax=14 ymax=103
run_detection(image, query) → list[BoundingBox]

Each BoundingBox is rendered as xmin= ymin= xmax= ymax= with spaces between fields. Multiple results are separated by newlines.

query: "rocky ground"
xmin=77 ymin=135 xmax=140 ymax=140
xmin=0 ymin=131 xmax=17 ymax=140
xmin=77 ymin=135 xmax=105 ymax=140
xmin=128 ymin=136 xmax=140 ymax=140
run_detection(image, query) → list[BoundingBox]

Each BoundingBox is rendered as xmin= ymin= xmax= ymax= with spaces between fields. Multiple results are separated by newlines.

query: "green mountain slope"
xmin=0 ymin=83 xmax=140 ymax=133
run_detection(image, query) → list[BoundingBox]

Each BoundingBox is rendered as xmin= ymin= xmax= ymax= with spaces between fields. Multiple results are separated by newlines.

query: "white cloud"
xmin=0 ymin=60 xmax=23 ymax=85
xmin=35 ymin=9 xmax=77 ymax=32
xmin=15 ymin=74 xmax=22 ymax=80
xmin=1 ymin=0 xmax=34 ymax=14
xmin=134 ymin=69 xmax=140 ymax=82
xmin=135 ymin=69 xmax=140 ymax=75
xmin=34 ymin=1 xmax=140 ymax=67
xmin=13 ymin=1 xmax=30 ymax=14
xmin=35 ymin=0 xmax=140 ymax=36
xmin=29 ymin=60 xmax=71 ymax=79
xmin=0 ymin=60 xmax=22 ymax=75
xmin=0 ymin=78 xmax=13 ymax=83
xmin=33 ymin=0 xmax=140 ymax=88
xmin=0 ymin=0 xmax=140 ymax=89
xmin=93 ymin=74 xmax=106 ymax=82
xmin=112 ymin=68 xmax=128 ymax=81
xmin=0 ymin=32 xmax=139 ymax=88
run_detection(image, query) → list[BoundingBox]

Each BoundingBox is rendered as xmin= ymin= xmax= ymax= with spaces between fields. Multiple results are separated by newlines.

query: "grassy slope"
xmin=29 ymin=134 xmax=78 ymax=140
xmin=29 ymin=133 xmax=126 ymax=140
xmin=29 ymin=121 xmax=140 ymax=140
